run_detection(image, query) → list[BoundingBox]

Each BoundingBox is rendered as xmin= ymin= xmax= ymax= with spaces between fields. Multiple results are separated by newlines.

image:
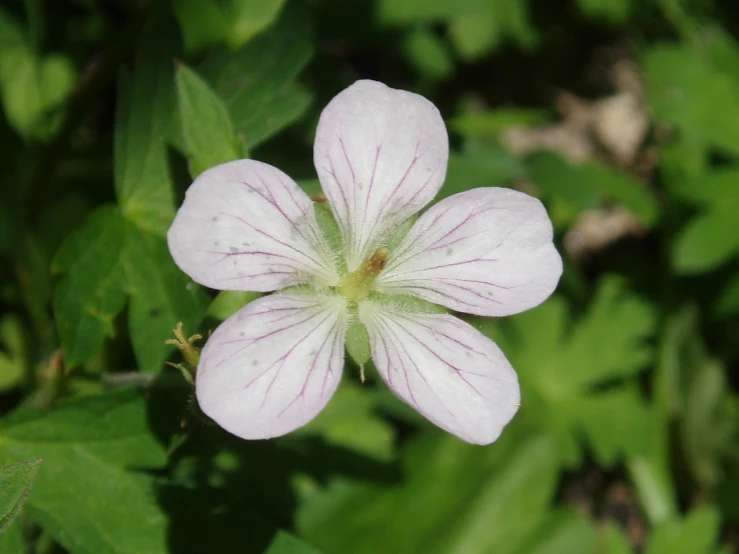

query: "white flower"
xmin=167 ymin=80 xmax=562 ymax=445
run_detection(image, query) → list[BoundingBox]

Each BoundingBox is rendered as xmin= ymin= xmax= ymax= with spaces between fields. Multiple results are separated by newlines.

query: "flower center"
xmin=337 ymin=247 xmax=389 ymax=302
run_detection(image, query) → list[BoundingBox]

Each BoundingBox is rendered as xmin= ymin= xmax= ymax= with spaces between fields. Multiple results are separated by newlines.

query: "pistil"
xmin=338 ymin=248 xmax=389 ymax=302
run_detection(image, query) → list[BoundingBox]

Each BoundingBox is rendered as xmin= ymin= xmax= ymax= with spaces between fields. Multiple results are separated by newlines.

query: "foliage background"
xmin=0 ymin=0 xmax=738 ymax=552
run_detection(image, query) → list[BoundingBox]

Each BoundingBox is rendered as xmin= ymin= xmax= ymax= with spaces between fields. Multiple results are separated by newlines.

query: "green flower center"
xmin=337 ymin=247 xmax=389 ymax=302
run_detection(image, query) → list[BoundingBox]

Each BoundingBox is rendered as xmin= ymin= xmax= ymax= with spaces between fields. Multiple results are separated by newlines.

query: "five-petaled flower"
xmin=168 ymin=80 xmax=562 ymax=445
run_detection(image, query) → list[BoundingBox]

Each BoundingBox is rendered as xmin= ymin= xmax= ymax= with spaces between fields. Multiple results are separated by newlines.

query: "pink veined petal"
xmin=377 ymin=187 xmax=563 ymax=317
xmin=359 ymin=301 xmax=520 ymax=445
xmin=196 ymin=293 xmax=348 ymax=440
xmin=314 ymin=80 xmax=449 ymax=271
xmin=168 ymin=159 xmax=339 ymax=292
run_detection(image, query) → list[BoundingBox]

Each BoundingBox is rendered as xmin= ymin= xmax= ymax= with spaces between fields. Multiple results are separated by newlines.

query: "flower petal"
xmin=378 ymin=187 xmax=563 ymax=316
xmin=314 ymin=80 xmax=448 ymax=271
xmin=196 ymin=293 xmax=348 ymax=440
xmin=359 ymin=301 xmax=519 ymax=445
xmin=168 ymin=160 xmax=339 ymax=291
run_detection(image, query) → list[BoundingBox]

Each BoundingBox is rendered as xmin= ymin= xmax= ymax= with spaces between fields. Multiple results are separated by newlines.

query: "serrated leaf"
xmin=0 ymin=458 xmax=41 ymax=532
xmin=199 ymin=3 xmax=313 ymax=149
xmin=492 ymin=277 xmax=656 ymax=465
xmin=115 ymin=17 xmax=181 ymax=236
xmin=575 ymin=387 xmax=654 ymax=464
xmin=560 ymin=277 xmax=656 ymax=388
xmin=175 ymin=62 xmax=241 ymax=177
xmin=0 ymin=391 xmax=168 ymax=554
xmin=122 ymin=222 xmax=209 ymax=372
xmin=52 ymin=206 xmax=128 ymax=368
xmin=645 ymin=43 xmax=739 ymax=156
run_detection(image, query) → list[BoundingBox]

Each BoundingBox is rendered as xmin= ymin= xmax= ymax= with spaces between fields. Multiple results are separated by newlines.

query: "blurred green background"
xmin=0 ymin=0 xmax=738 ymax=553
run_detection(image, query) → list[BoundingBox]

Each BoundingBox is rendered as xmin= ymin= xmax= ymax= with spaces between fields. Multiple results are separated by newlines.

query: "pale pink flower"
xmin=168 ymin=80 xmax=562 ymax=444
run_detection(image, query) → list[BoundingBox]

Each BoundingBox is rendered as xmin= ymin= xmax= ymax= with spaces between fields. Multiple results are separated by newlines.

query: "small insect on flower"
xmin=167 ymin=80 xmax=563 ymax=445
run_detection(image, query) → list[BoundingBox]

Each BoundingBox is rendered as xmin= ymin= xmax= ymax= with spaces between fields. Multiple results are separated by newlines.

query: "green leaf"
xmin=52 ymin=207 xmax=128 ymax=368
xmin=577 ymin=0 xmax=632 ymax=22
xmin=451 ymin=108 xmax=549 ymax=140
xmin=172 ymin=0 xmax=287 ymax=52
xmin=53 ymin=207 xmax=208 ymax=371
xmin=0 ymin=49 xmax=75 ymax=140
xmin=645 ymin=506 xmax=721 ymax=554
xmin=580 ymin=163 xmax=658 ymax=225
xmin=599 ymin=523 xmax=634 ymax=554
xmin=291 ymin=381 xmax=395 ymax=461
xmin=645 ymin=43 xmax=739 ymax=157
xmin=403 ymin=27 xmax=453 ymax=80
xmin=669 ymin=166 xmax=739 ymax=274
xmin=681 ymin=357 xmax=737 ymax=487
xmin=448 ymin=5 xmax=500 ymax=59
xmin=199 ymin=3 xmax=313 ymax=149
xmin=449 ymin=0 xmax=536 ymax=59
xmin=525 ymin=151 xmax=599 ymax=227
xmin=172 ymin=0 xmax=229 ymax=53
xmin=122 ymin=222 xmax=209 ymax=372
xmin=175 ymin=62 xmax=242 ymax=177
xmin=716 ymin=273 xmax=739 ymax=316
xmin=0 ymin=315 xmax=27 ymax=392
xmin=627 ymin=455 xmax=677 ymax=526
xmin=0 ymin=458 xmax=41 ymax=532
xmin=527 ymin=152 xmax=658 ymax=227
xmin=516 ymin=510 xmax=599 ymax=554
xmin=298 ymin=433 xmax=559 ymax=554
xmin=561 ymin=277 xmax=656 ymax=388
xmin=491 ymin=277 xmax=656 ymax=465
xmin=207 ymin=290 xmax=261 ymax=321
xmin=0 ymin=8 xmax=25 ymax=69
xmin=264 ymin=531 xmax=322 ymax=554
xmin=0 ymin=391 xmax=168 ymax=554
xmin=115 ymin=17 xmax=181 ymax=236
xmin=224 ymin=0 xmax=288 ymax=48
xmin=576 ymin=387 xmax=654 ymax=464
xmin=378 ymin=0 xmax=489 ymax=23
xmin=672 ymin=208 xmax=739 ymax=273
xmin=442 ymin=140 xmax=525 ymax=200
xmin=670 ymin=166 xmax=739 ymax=207
xmin=0 ymin=520 xmax=24 ymax=552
